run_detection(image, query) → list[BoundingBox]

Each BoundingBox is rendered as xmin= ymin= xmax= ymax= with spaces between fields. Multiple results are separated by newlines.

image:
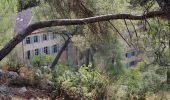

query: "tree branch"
xmin=0 ymin=10 xmax=165 ymax=61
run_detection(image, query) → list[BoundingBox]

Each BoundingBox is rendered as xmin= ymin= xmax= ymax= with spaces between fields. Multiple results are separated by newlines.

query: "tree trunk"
xmin=50 ymin=39 xmax=70 ymax=68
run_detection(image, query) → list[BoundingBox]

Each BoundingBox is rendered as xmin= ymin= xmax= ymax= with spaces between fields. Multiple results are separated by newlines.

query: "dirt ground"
xmin=0 ymin=70 xmax=57 ymax=100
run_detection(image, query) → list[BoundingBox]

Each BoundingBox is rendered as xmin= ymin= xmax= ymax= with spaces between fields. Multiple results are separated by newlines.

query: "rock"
xmin=0 ymin=70 xmax=4 ymax=77
xmin=0 ymin=85 xmax=7 ymax=93
xmin=0 ymin=69 xmax=3 ymax=72
xmin=7 ymin=71 xmax=19 ymax=79
xmin=19 ymin=87 xmax=27 ymax=94
xmin=39 ymin=80 xmax=55 ymax=91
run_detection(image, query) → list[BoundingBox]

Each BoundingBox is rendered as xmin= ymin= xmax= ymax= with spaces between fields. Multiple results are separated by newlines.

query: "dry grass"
xmin=146 ymin=91 xmax=170 ymax=100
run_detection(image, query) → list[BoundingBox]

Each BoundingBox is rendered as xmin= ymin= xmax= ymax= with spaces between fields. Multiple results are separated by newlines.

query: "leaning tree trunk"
xmin=49 ymin=26 xmax=81 ymax=68
xmin=50 ymin=39 xmax=70 ymax=68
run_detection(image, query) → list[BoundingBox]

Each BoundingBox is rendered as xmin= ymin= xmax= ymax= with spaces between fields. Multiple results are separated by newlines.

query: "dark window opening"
xmin=131 ymin=51 xmax=135 ymax=56
xmin=125 ymin=53 xmax=128 ymax=57
xmin=43 ymin=34 xmax=47 ymax=41
xmin=129 ymin=61 xmax=136 ymax=66
xmin=35 ymin=49 xmax=39 ymax=55
xmin=27 ymin=50 xmax=31 ymax=59
xmin=26 ymin=37 xmax=31 ymax=44
xmin=44 ymin=47 xmax=48 ymax=54
xmin=125 ymin=52 xmax=131 ymax=58
xmin=34 ymin=36 xmax=38 ymax=43
xmin=126 ymin=51 xmax=136 ymax=58
xmin=53 ymin=45 xmax=58 ymax=53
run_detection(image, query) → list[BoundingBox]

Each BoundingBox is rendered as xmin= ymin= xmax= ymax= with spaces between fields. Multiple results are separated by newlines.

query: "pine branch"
xmin=0 ymin=10 xmax=165 ymax=61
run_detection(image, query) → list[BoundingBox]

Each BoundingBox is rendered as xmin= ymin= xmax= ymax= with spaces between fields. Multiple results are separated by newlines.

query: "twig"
xmin=108 ymin=21 xmax=131 ymax=47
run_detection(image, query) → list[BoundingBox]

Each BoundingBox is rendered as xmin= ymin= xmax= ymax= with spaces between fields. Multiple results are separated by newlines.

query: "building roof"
xmin=14 ymin=9 xmax=32 ymax=34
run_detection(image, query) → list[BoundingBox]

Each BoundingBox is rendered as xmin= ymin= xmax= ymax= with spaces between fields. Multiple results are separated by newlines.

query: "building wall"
xmin=18 ymin=31 xmax=77 ymax=65
xmin=124 ymin=46 xmax=144 ymax=68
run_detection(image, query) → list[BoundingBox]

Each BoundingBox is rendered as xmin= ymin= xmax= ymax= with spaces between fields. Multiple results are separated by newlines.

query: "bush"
xmin=52 ymin=65 xmax=108 ymax=99
xmin=31 ymin=53 xmax=54 ymax=68
xmin=111 ymin=67 xmax=166 ymax=99
xmin=4 ymin=51 xmax=23 ymax=72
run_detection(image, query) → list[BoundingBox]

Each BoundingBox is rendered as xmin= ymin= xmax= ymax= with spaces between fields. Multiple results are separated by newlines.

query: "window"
xmin=131 ymin=51 xmax=135 ymax=56
xmin=52 ymin=33 xmax=56 ymax=39
xmin=26 ymin=37 xmax=31 ymax=44
xmin=35 ymin=49 xmax=39 ymax=55
xmin=26 ymin=50 xmax=31 ymax=59
xmin=125 ymin=53 xmax=131 ymax=58
xmin=125 ymin=51 xmax=136 ymax=58
xmin=43 ymin=34 xmax=47 ymax=41
xmin=53 ymin=45 xmax=58 ymax=53
xmin=129 ymin=61 xmax=136 ymax=66
xmin=125 ymin=53 xmax=128 ymax=57
xmin=44 ymin=47 xmax=48 ymax=54
xmin=34 ymin=36 xmax=38 ymax=43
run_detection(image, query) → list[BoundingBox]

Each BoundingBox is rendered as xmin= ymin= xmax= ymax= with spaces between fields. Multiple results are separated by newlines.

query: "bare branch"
xmin=124 ymin=19 xmax=132 ymax=39
xmin=108 ymin=21 xmax=131 ymax=47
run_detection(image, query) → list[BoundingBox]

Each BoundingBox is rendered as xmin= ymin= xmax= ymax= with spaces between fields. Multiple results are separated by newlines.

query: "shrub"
xmin=4 ymin=51 xmax=23 ymax=72
xmin=111 ymin=67 xmax=166 ymax=99
xmin=52 ymin=65 xmax=108 ymax=99
xmin=31 ymin=53 xmax=54 ymax=68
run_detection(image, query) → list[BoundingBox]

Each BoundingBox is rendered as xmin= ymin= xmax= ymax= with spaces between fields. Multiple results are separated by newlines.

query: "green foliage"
xmin=0 ymin=0 xmax=17 ymax=47
xmin=31 ymin=53 xmax=54 ymax=67
xmin=52 ymin=65 xmax=108 ymax=99
xmin=93 ymin=34 xmax=125 ymax=80
xmin=21 ymin=0 xmax=40 ymax=10
xmin=141 ymin=70 xmax=163 ymax=94
xmin=4 ymin=50 xmax=23 ymax=72
xmin=112 ymin=67 xmax=166 ymax=99
xmin=107 ymin=61 xmax=124 ymax=80
xmin=119 ymin=69 xmax=142 ymax=94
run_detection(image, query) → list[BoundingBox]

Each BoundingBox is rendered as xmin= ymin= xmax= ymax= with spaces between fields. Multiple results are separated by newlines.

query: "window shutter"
xmin=39 ymin=48 xmax=42 ymax=54
xmin=30 ymin=50 xmax=34 ymax=59
xmin=41 ymin=48 xmax=44 ymax=54
xmin=30 ymin=37 xmax=32 ymax=44
xmin=50 ymin=46 xmax=53 ymax=54
xmin=23 ymin=38 xmax=26 ymax=45
xmin=37 ymin=35 xmax=40 ymax=42
xmin=57 ymin=44 xmax=59 ymax=52
xmin=30 ymin=36 xmax=33 ymax=44
xmin=47 ymin=47 xmax=50 ymax=54
xmin=46 ymin=34 xmax=48 ymax=40
xmin=50 ymin=33 xmax=53 ymax=40
xmin=127 ymin=53 xmax=130 ymax=58
xmin=128 ymin=53 xmax=131 ymax=58
xmin=41 ymin=34 xmax=43 ymax=42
